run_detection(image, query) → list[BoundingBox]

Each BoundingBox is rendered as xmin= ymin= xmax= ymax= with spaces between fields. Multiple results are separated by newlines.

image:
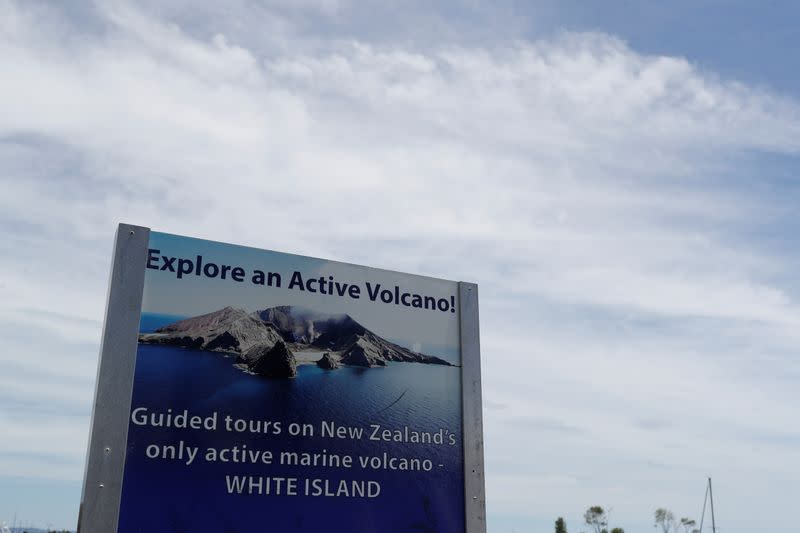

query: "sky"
xmin=1 ymin=0 xmax=799 ymax=531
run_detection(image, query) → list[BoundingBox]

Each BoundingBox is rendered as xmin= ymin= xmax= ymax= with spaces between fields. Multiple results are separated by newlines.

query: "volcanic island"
xmin=138 ymin=305 xmax=452 ymax=378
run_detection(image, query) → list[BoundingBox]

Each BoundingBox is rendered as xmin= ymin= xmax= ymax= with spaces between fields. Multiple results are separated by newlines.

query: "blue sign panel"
xmin=114 ymin=231 xmax=465 ymax=532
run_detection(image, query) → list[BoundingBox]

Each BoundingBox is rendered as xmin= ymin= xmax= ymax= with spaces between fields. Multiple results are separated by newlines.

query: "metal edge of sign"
xmin=458 ymin=282 xmax=486 ymax=533
xmin=77 ymin=223 xmax=150 ymax=533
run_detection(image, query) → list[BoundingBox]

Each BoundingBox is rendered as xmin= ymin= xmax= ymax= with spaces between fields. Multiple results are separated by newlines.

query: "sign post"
xmin=79 ymin=223 xmax=484 ymax=533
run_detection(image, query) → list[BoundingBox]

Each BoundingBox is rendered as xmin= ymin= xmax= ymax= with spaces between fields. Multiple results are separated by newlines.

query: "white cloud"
xmin=1 ymin=1 xmax=799 ymax=531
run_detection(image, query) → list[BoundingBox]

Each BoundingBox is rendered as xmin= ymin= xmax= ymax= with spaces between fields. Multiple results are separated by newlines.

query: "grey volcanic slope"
xmin=139 ymin=306 xmax=283 ymax=354
xmin=254 ymin=305 xmax=365 ymax=345
xmin=255 ymin=306 xmax=452 ymax=367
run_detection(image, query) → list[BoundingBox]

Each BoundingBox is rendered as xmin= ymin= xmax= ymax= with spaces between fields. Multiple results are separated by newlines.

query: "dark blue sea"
xmin=118 ymin=314 xmax=465 ymax=532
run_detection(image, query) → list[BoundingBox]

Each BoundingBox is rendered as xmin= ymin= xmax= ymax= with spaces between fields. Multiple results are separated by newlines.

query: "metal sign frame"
xmin=78 ymin=223 xmax=485 ymax=533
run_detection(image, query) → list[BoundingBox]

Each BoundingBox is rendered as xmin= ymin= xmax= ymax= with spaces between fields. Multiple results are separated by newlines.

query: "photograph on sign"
xmin=115 ymin=231 xmax=465 ymax=532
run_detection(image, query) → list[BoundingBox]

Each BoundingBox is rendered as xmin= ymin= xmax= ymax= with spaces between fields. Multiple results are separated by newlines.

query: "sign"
xmin=78 ymin=224 xmax=485 ymax=533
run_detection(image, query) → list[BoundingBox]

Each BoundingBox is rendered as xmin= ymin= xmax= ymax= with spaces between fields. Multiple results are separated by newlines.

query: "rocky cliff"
xmin=242 ymin=341 xmax=297 ymax=378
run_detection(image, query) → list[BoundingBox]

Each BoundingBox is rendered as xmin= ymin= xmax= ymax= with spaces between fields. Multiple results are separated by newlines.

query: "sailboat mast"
xmin=708 ymin=477 xmax=717 ymax=533
xmin=698 ymin=482 xmax=708 ymax=532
